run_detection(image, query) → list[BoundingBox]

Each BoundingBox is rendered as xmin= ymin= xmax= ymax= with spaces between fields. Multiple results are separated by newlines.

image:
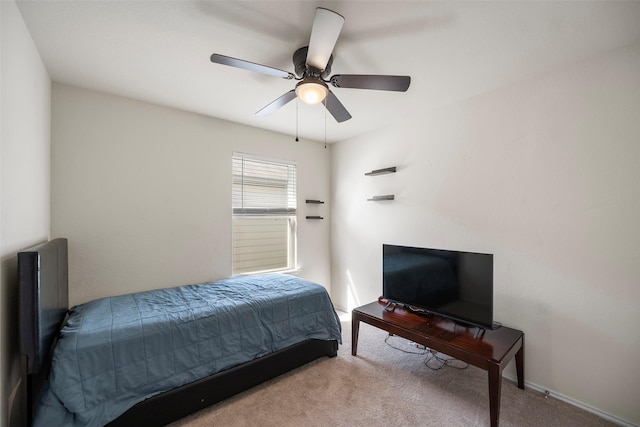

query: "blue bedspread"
xmin=33 ymin=274 xmax=342 ymax=427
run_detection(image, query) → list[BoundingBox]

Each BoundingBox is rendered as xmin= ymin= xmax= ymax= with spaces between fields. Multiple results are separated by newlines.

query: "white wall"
xmin=51 ymin=84 xmax=331 ymax=307
xmin=331 ymin=43 xmax=640 ymax=425
xmin=0 ymin=1 xmax=51 ymax=425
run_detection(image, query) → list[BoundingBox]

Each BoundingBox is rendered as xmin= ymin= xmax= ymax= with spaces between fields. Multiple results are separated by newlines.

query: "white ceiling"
xmin=16 ymin=1 xmax=640 ymax=143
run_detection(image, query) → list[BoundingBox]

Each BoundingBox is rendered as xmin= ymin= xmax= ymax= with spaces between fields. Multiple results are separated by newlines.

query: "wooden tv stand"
xmin=352 ymin=301 xmax=524 ymax=427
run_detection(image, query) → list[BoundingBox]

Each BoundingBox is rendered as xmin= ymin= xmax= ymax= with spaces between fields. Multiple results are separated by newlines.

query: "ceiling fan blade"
xmin=211 ymin=54 xmax=294 ymax=79
xmin=306 ymin=8 xmax=344 ymax=71
xmin=255 ymin=90 xmax=297 ymax=116
xmin=324 ymin=91 xmax=352 ymax=123
xmin=330 ymin=75 xmax=411 ymax=92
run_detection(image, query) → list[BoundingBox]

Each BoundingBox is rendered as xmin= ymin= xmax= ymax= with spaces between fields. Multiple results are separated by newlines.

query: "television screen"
xmin=382 ymin=244 xmax=493 ymax=329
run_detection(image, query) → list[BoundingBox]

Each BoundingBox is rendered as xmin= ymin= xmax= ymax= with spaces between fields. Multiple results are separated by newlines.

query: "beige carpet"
xmin=169 ymin=319 xmax=616 ymax=427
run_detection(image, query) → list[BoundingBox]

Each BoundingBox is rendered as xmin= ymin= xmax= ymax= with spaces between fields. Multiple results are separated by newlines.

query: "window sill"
xmin=233 ymin=267 xmax=301 ymax=278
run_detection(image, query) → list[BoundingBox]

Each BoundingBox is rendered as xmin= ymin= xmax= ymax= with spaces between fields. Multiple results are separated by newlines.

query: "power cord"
xmin=384 ymin=334 xmax=428 ymax=354
xmin=423 ymin=350 xmax=469 ymax=371
xmin=384 ymin=333 xmax=469 ymax=371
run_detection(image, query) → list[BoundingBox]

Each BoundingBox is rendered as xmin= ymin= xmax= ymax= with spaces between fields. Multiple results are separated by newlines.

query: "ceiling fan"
xmin=210 ymin=7 xmax=411 ymax=123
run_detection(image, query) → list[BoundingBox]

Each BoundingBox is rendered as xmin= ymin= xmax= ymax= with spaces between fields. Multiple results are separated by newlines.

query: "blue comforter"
xmin=33 ymin=274 xmax=342 ymax=427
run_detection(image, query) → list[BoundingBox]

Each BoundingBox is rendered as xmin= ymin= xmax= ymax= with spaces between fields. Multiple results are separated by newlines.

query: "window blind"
xmin=232 ymin=153 xmax=297 ymax=274
xmin=232 ymin=153 xmax=297 ymax=216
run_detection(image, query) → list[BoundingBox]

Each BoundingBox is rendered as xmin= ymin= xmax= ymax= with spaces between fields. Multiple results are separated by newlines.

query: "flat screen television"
xmin=382 ymin=244 xmax=494 ymax=330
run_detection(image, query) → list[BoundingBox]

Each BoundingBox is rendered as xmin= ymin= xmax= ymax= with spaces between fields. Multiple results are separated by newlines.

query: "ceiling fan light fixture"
xmin=210 ymin=7 xmax=410 ymax=123
xmin=295 ymin=79 xmax=328 ymax=105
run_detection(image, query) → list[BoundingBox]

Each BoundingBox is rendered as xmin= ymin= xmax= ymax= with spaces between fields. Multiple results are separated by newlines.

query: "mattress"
xmin=33 ymin=273 xmax=341 ymax=427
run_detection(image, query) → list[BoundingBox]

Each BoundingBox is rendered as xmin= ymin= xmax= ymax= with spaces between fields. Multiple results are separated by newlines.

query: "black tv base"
xmin=352 ymin=301 xmax=524 ymax=427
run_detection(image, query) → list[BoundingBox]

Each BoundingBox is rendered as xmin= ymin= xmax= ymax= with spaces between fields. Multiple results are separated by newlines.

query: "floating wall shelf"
xmin=365 ymin=166 xmax=396 ymax=176
xmin=367 ymin=195 xmax=395 ymax=202
xmin=306 ymin=199 xmax=325 ymax=219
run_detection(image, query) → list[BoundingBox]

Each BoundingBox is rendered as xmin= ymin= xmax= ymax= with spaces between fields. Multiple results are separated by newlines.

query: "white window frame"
xmin=232 ymin=152 xmax=297 ymax=275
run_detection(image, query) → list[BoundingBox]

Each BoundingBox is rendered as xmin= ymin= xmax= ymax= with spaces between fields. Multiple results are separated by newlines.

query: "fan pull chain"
xmin=324 ymin=98 xmax=327 ymax=149
xmin=295 ymin=98 xmax=299 ymax=142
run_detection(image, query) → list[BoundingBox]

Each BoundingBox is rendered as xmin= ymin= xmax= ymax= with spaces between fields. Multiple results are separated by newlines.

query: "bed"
xmin=18 ymin=238 xmax=341 ymax=426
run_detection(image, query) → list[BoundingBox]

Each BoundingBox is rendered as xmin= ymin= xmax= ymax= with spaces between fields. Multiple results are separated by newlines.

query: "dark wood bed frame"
xmin=18 ymin=238 xmax=339 ymax=426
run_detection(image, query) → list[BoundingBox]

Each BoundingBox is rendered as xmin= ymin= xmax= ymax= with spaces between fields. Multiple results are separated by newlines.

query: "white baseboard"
xmin=334 ymin=305 xmax=349 ymax=314
xmin=503 ymin=374 xmax=638 ymax=427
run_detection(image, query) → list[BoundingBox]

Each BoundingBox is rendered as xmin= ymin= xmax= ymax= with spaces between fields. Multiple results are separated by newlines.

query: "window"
xmin=232 ymin=153 xmax=297 ymax=275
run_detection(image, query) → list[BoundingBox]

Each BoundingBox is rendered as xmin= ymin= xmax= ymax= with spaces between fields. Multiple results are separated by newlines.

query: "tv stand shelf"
xmin=352 ymin=301 xmax=524 ymax=427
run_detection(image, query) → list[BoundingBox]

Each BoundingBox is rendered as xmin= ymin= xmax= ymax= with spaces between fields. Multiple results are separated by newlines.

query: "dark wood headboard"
xmin=18 ymin=238 xmax=68 ymax=423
